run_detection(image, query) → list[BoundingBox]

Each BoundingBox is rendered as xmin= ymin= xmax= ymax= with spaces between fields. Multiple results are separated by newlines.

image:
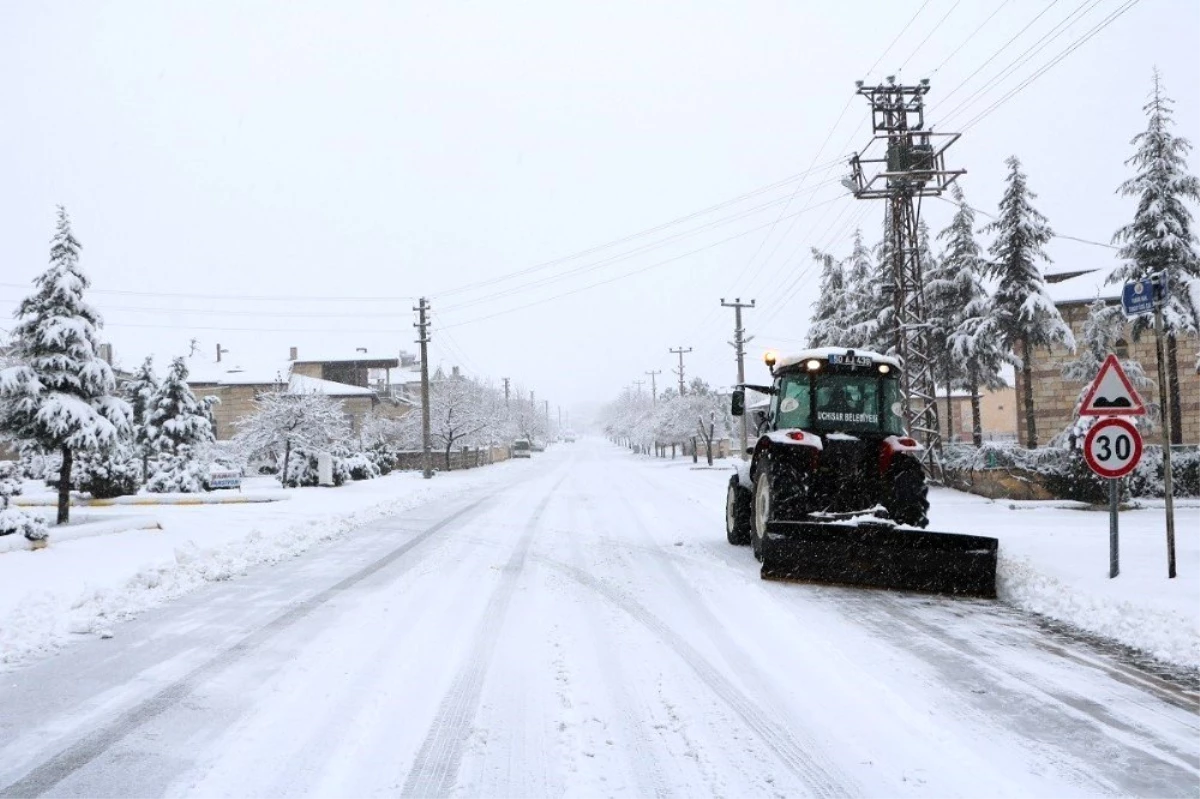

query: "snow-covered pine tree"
xmin=983 ymin=156 xmax=1075 ymax=448
xmin=145 ymin=357 xmax=216 ymax=493
xmin=1058 ymin=298 xmax=1152 ymax=447
xmin=1110 ymin=70 xmax=1200 ymax=445
xmin=844 ymin=228 xmax=890 ymax=351
xmin=122 ymin=356 xmax=159 ymax=480
xmin=935 ymin=185 xmax=1007 ymax=445
xmin=0 ymin=208 xmax=131 ymax=523
xmin=807 ymin=249 xmax=845 ymax=348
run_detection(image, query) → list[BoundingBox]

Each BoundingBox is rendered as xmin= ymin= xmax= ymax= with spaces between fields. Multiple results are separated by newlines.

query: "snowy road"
xmin=0 ymin=441 xmax=1196 ymax=798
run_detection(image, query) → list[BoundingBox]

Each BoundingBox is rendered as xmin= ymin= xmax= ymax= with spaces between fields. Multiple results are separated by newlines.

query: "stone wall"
xmin=1014 ymin=303 xmax=1199 ymax=446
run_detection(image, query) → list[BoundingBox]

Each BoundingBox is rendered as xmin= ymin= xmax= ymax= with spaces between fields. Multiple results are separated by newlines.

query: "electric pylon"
xmin=846 ymin=77 xmax=964 ymax=480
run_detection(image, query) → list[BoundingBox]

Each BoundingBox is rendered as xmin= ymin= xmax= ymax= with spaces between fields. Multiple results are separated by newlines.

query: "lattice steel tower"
xmin=847 ymin=77 xmax=965 ymax=479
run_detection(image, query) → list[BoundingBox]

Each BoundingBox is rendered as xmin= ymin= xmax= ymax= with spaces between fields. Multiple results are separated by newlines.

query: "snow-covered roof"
xmin=288 ymin=374 xmax=376 ymax=397
xmin=772 ymin=347 xmax=901 ymax=371
xmin=187 ymin=361 xmax=291 ymax=386
xmin=290 ymin=349 xmax=399 ymax=366
xmin=1042 ymin=266 xmax=1121 ymax=306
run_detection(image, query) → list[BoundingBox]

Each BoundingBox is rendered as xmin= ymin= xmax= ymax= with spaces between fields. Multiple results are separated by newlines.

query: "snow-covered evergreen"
xmin=806 ymin=249 xmax=845 ymax=348
xmin=936 ymin=185 xmax=1009 ymax=446
xmin=1110 ymin=70 xmax=1200 ymax=445
xmin=122 ymin=356 xmax=160 ymax=480
xmin=844 ymin=228 xmax=890 ymax=352
xmin=983 ymin=157 xmax=1075 ymax=448
xmin=0 ymin=207 xmax=131 ymax=523
xmin=145 ymin=357 xmax=217 ymax=493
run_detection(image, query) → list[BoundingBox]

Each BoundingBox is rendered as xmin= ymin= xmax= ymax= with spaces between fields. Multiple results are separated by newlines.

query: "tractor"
xmin=725 ymin=347 xmax=997 ymax=597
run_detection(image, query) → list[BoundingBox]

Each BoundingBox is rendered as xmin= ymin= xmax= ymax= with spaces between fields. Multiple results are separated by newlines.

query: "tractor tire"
xmin=888 ymin=457 xmax=930 ymax=528
xmin=726 ymin=476 xmax=752 ymax=546
xmin=752 ymin=462 xmax=804 ymax=562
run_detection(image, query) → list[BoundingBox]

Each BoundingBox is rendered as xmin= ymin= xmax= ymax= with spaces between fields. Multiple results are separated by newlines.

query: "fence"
xmin=390 ymin=445 xmax=511 ymax=472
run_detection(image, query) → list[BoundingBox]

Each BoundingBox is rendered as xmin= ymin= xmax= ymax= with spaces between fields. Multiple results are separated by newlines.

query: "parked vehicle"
xmin=530 ymin=440 xmax=546 ymax=452
xmin=512 ymin=439 xmax=532 ymax=458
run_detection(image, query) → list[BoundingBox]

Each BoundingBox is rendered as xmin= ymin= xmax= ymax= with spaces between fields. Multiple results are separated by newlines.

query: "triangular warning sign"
xmin=1079 ymin=353 xmax=1146 ymax=416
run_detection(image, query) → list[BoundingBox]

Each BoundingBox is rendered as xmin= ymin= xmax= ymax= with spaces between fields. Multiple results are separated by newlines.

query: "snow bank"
xmin=0 ymin=514 xmax=162 ymax=554
xmin=0 ymin=466 xmax=509 ymax=669
xmin=11 ymin=491 xmax=287 ymax=506
xmin=932 ymin=490 xmax=1200 ymax=670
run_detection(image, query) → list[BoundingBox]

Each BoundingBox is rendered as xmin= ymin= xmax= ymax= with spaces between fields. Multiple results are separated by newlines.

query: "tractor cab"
xmin=762 ymin=348 xmax=905 ymax=440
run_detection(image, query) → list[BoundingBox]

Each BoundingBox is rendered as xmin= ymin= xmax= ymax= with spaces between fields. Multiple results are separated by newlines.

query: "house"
xmin=935 ymin=386 xmax=1018 ymax=444
xmin=187 ymin=347 xmax=416 ymax=440
xmin=1013 ymin=267 xmax=1199 ymax=446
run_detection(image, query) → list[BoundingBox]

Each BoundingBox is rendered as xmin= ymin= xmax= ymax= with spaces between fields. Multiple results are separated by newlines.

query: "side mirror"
xmin=731 ymin=387 xmax=745 ymax=416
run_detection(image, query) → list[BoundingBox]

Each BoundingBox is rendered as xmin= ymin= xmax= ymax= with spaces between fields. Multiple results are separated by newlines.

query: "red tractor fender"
xmin=750 ymin=430 xmax=823 ymax=484
xmin=879 ymin=434 xmax=922 ymax=474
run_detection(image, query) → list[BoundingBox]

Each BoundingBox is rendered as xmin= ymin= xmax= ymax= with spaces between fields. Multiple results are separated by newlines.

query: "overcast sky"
xmin=3 ymin=0 xmax=1198 ymax=423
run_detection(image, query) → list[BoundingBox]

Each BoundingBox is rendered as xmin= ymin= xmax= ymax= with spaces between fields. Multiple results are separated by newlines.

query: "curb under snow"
xmin=11 ymin=492 xmax=288 ymax=507
xmin=0 ymin=516 xmax=163 ymax=555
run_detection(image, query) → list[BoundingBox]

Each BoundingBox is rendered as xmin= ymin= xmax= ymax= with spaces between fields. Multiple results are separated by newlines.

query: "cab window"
xmin=775 ymin=377 xmax=811 ymax=429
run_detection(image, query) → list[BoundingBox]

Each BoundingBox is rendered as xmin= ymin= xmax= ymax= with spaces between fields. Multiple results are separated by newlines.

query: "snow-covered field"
xmin=0 ymin=465 xmax=514 ymax=668
xmin=0 ymin=440 xmax=1195 ymax=797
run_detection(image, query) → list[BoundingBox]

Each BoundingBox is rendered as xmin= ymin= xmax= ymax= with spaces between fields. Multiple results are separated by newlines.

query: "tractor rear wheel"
xmin=888 ymin=457 xmax=930 ymax=528
xmin=726 ymin=476 xmax=752 ymax=545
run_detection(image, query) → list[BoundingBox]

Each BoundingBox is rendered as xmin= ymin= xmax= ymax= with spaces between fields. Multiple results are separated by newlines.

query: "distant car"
xmin=512 ymin=439 xmax=532 ymax=458
xmin=530 ymin=440 xmax=546 ymax=452
xmin=563 ymin=430 xmax=577 ymax=443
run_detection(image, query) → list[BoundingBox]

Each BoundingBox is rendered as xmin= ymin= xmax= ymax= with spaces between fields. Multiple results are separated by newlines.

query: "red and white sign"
xmin=1083 ymin=418 xmax=1143 ymax=479
xmin=1079 ymin=354 xmax=1146 ymax=416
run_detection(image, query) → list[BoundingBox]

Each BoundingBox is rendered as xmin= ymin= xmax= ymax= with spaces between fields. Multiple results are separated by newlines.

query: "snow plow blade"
xmin=761 ymin=521 xmax=998 ymax=598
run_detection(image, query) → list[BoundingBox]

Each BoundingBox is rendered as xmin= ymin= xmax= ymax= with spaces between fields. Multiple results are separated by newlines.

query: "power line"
xmin=897 ymin=0 xmax=964 ymax=73
xmin=429 ymin=158 xmax=845 ymax=300
xmin=932 ymin=0 xmax=1064 ymax=111
xmin=438 ymin=176 xmax=843 ymax=314
xmin=929 ymin=0 xmax=1013 ymax=75
xmin=931 ymin=195 xmax=1118 ymax=249
xmin=0 ymin=281 xmax=417 ymax=304
xmin=959 ymin=0 xmax=1143 ymax=131
xmin=939 ymin=0 xmax=1107 ymax=126
xmin=437 ymin=194 xmax=848 ymax=331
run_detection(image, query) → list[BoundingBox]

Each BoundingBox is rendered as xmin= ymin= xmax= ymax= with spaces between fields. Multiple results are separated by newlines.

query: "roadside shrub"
xmin=343 ymin=452 xmax=381 ymax=481
xmin=146 ymin=452 xmax=209 ymax=493
xmin=281 ymin=449 xmax=351 ymax=488
xmin=73 ymin=443 xmax=141 ymax=499
xmin=0 ymin=507 xmax=47 ymax=540
xmin=1128 ymin=447 xmax=1200 ymax=498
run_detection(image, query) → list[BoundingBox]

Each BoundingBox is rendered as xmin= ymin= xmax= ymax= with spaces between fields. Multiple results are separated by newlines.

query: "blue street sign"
xmin=1121 ymin=278 xmax=1155 ymax=317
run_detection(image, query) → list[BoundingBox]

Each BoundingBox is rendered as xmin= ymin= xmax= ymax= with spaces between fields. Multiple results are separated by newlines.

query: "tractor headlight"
xmin=805 ymin=359 xmax=821 ymax=371
xmin=878 ymin=364 xmax=891 ymax=374
xmin=764 ymin=350 xmax=778 ymax=368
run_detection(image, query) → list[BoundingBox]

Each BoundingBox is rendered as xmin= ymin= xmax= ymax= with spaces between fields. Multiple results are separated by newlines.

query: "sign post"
xmin=1121 ymin=272 xmax=1176 ymax=579
xmin=1083 ymin=417 xmax=1144 ymax=578
xmin=1081 ymin=353 xmax=1146 ymax=581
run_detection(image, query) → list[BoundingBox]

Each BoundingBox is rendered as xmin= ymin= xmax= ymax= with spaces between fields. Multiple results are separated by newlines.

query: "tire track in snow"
xmin=560 ymin=476 xmax=671 ymax=799
xmin=0 ymin=494 xmax=496 ymax=799
xmin=537 ymin=555 xmax=853 ymax=799
xmin=399 ymin=474 xmax=564 ymax=799
xmin=601 ymin=470 xmax=857 ymax=798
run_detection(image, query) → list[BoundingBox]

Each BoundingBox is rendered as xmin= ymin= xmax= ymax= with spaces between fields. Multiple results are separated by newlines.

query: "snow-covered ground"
xmin=0 ymin=440 xmax=1195 ymax=797
xmin=0 ymin=466 xmax=515 ymax=668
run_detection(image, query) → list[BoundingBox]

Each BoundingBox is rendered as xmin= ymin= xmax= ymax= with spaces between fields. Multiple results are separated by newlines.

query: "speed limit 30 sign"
xmin=1084 ymin=417 xmax=1143 ymax=479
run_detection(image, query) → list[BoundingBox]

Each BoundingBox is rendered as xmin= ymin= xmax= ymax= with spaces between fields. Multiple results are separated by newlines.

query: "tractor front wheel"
xmin=726 ymin=476 xmax=752 ymax=546
xmin=887 ymin=457 xmax=930 ymax=528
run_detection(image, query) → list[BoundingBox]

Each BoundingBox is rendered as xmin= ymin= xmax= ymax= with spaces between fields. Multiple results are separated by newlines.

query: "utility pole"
xmin=669 ymin=346 xmax=692 ymax=395
xmin=1152 ymin=272 xmax=1177 ymax=578
xmin=502 ymin=377 xmax=510 ymax=406
xmin=721 ymin=298 xmax=755 ymax=459
xmin=632 ymin=379 xmax=645 ymax=397
xmin=414 ymin=297 xmax=433 ymax=479
xmin=544 ymin=399 xmax=550 ymax=430
xmin=558 ymin=406 xmax=562 ymax=427
xmin=846 ymin=76 xmax=965 ymax=480
xmin=645 ymin=370 xmax=661 ymax=406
